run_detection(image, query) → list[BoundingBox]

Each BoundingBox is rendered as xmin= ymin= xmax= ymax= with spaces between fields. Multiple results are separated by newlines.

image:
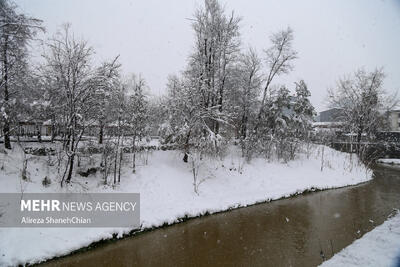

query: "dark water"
xmin=41 ymin=165 xmax=400 ymax=267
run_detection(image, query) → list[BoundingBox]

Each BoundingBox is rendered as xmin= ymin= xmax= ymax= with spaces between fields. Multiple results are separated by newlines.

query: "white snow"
xmin=0 ymin=144 xmax=371 ymax=266
xmin=320 ymin=212 xmax=400 ymax=267
xmin=377 ymin=158 xmax=400 ymax=165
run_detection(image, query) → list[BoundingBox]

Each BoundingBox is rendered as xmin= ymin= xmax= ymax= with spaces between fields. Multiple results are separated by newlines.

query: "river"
xmin=40 ymin=165 xmax=400 ymax=267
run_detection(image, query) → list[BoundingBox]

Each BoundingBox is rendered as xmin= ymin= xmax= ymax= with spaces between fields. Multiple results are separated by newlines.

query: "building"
xmin=388 ymin=110 xmax=400 ymax=132
xmin=15 ymin=120 xmax=52 ymax=137
xmin=313 ymin=108 xmax=345 ymax=132
xmin=312 ymin=108 xmax=345 ymax=142
xmin=319 ymin=108 xmax=343 ymax=122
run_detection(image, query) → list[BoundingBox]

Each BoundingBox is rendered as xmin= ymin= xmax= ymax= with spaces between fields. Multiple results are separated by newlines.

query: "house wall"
xmin=389 ymin=112 xmax=400 ymax=131
xmin=18 ymin=124 xmax=36 ymax=136
xmin=17 ymin=124 xmax=51 ymax=137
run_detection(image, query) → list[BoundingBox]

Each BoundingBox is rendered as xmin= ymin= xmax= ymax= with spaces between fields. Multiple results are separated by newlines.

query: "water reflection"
xmin=41 ymin=165 xmax=400 ymax=267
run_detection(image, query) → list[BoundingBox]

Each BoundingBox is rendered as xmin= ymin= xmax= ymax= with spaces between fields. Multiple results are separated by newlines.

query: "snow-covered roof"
xmin=43 ymin=119 xmax=52 ymax=126
xmin=386 ymin=103 xmax=400 ymax=112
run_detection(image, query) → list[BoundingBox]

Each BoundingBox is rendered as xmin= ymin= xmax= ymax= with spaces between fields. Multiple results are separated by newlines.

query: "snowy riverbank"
xmin=0 ymin=144 xmax=371 ymax=266
xmin=320 ymin=212 xmax=400 ymax=267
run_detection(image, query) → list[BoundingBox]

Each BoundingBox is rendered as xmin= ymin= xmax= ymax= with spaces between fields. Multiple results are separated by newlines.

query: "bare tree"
xmin=110 ymin=84 xmax=127 ymax=185
xmin=160 ymin=0 xmax=241 ymax=163
xmin=328 ymin=68 xmax=395 ymax=151
xmin=0 ymin=0 xmax=43 ymax=149
xmin=42 ymin=24 xmax=95 ymax=186
xmin=232 ymin=48 xmax=262 ymax=145
xmin=125 ymin=74 xmax=148 ymax=173
xmin=190 ymin=0 xmax=241 ymax=134
xmin=254 ymin=27 xmax=297 ymax=133
xmin=90 ymin=57 xmax=121 ymax=144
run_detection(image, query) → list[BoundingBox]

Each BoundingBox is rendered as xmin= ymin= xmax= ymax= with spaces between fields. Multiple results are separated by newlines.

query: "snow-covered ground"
xmin=377 ymin=158 xmax=400 ymax=165
xmin=320 ymin=212 xmax=400 ymax=267
xmin=0 ymin=143 xmax=371 ymax=266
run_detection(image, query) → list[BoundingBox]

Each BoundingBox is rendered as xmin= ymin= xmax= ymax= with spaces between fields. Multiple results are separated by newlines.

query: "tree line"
xmin=1 ymin=0 xmax=395 ymax=188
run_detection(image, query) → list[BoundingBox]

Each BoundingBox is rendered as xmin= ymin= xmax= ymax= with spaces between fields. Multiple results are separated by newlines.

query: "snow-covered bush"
xmin=244 ymin=81 xmax=315 ymax=162
xmin=42 ymin=176 xmax=51 ymax=187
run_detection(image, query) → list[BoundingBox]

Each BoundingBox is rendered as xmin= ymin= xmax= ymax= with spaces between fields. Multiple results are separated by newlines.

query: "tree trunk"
xmin=51 ymin=122 xmax=56 ymax=142
xmin=3 ymin=36 xmax=11 ymax=149
xmin=241 ymin=113 xmax=248 ymax=139
xmin=118 ymin=148 xmax=122 ymax=183
xmin=183 ymin=130 xmax=191 ymax=163
xmin=357 ymin=131 xmax=362 ymax=144
xmin=114 ymin=130 xmax=121 ymax=185
xmin=65 ymin=117 xmax=76 ymax=184
xmin=356 ymin=124 xmax=363 ymax=155
xmin=357 ymin=131 xmax=362 ymax=155
xmin=98 ymin=122 xmax=104 ymax=144
xmin=65 ymin=154 xmax=74 ymax=183
xmin=113 ymin=150 xmax=117 ymax=185
xmin=3 ymin=121 xmax=11 ymax=149
xmin=132 ymin=135 xmax=136 ymax=172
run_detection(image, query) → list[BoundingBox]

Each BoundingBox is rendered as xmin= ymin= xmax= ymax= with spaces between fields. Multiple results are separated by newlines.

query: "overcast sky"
xmin=15 ymin=0 xmax=400 ymax=111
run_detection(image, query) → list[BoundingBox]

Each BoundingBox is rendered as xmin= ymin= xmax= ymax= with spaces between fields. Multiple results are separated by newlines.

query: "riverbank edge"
xmin=30 ymin=179 xmax=372 ymax=267
xmin=319 ymin=209 xmax=400 ymax=267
